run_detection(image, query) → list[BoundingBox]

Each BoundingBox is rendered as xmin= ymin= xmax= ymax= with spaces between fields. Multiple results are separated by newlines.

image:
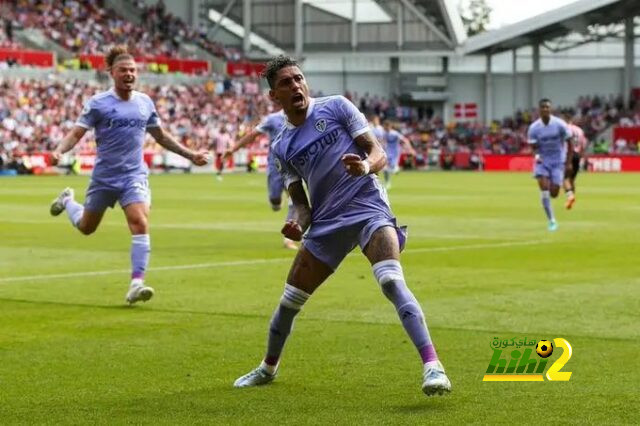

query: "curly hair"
xmin=105 ymin=45 xmax=133 ymax=70
xmin=263 ymin=55 xmax=300 ymax=89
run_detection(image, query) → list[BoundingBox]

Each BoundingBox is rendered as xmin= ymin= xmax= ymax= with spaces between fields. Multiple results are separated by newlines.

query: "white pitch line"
xmin=0 ymin=239 xmax=547 ymax=285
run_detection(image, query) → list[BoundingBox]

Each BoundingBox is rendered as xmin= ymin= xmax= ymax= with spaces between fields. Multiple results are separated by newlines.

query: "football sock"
xmin=263 ymin=284 xmax=310 ymax=371
xmin=541 ymin=190 xmax=555 ymax=222
xmin=373 ymin=260 xmax=438 ymax=364
xmin=64 ymin=198 xmax=84 ymax=228
xmin=565 ymin=189 xmax=574 ymax=198
xmin=131 ymin=234 xmax=150 ymax=280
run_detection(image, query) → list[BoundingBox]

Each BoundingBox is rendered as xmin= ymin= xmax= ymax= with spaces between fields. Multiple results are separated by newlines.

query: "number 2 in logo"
xmin=545 ymin=338 xmax=573 ymax=381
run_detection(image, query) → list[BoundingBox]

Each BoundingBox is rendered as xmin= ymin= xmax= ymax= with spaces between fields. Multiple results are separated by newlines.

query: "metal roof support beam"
xmin=512 ymin=48 xmax=517 ymax=114
xmin=351 ymin=0 xmax=358 ymax=51
xmin=295 ymin=0 xmax=303 ymax=58
xmin=623 ymin=16 xmax=635 ymax=109
xmin=399 ymin=0 xmax=454 ymax=48
xmin=243 ymin=0 xmax=251 ymax=54
xmin=397 ymin=1 xmax=404 ymax=49
xmin=485 ymin=53 xmax=493 ymax=124
xmin=531 ymin=42 xmax=540 ymax=108
xmin=210 ymin=0 xmax=237 ymax=39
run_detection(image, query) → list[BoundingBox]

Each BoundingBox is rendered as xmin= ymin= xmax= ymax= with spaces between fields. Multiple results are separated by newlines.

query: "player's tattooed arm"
xmin=342 ymin=131 xmax=387 ymax=176
xmin=51 ymin=126 xmax=87 ymax=165
xmin=148 ymin=127 xmax=210 ymax=166
xmin=281 ymin=181 xmax=311 ymax=241
xmin=226 ymin=130 xmax=261 ymax=158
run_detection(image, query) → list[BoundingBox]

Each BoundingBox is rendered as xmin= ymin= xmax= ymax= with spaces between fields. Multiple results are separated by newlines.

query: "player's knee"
xmin=78 ymin=223 xmax=97 ymax=235
xmin=550 ymin=188 xmax=560 ymax=198
xmin=279 ymin=283 xmax=310 ymax=311
xmin=128 ymin=216 xmax=148 ymax=233
xmin=372 ymin=259 xmax=405 ymax=293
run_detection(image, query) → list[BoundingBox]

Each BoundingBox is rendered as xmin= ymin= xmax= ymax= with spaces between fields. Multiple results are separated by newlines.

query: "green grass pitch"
xmin=0 ymin=172 xmax=638 ymax=424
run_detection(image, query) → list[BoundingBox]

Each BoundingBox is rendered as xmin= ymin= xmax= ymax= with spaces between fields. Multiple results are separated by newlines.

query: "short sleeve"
xmin=146 ymin=98 xmax=161 ymax=128
xmin=527 ymin=125 xmax=537 ymax=144
xmin=76 ymin=99 xmax=99 ymax=129
xmin=255 ymin=116 xmax=270 ymax=134
xmin=334 ymin=96 xmax=369 ymax=139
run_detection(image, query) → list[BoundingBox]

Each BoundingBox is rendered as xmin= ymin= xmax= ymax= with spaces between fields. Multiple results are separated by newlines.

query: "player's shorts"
xmin=302 ymin=215 xmax=407 ymax=271
xmin=267 ymin=171 xmax=285 ymax=203
xmin=84 ymin=176 xmax=151 ymax=212
xmin=533 ymin=162 xmax=564 ymax=186
xmin=568 ymin=153 xmax=581 ymax=180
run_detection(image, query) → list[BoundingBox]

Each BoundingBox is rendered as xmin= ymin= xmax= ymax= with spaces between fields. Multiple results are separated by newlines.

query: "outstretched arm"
xmin=147 ymin=126 xmax=210 ymax=166
xmin=281 ymin=180 xmax=311 ymax=241
xmin=341 ymin=131 xmax=387 ymax=176
xmin=51 ymin=126 xmax=88 ymax=165
xmin=225 ymin=130 xmax=262 ymax=158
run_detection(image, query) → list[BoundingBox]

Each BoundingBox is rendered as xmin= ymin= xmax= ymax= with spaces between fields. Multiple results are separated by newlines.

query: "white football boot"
xmin=233 ymin=366 xmax=276 ymax=388
xmin=125 ymin=279 xmax=155 ymax=305
xmin=422 ymin=360 xmax=452 ymax=396
xmin=50 ymin=187 xmax=74 ymax=216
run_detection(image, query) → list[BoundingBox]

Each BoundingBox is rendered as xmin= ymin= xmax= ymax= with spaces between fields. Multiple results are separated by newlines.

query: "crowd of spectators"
xmin=1 ymin=0 xmax=239 ymax=61
xmin=0 ymin=75 xmax=272 ymax=173
xmin=3 ymin=71 xmax=640 ymax=175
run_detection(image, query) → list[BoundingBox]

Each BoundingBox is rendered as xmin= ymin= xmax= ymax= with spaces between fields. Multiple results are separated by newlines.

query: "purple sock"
xmin=64 ymin=198 xmax=84 ymax=228
xmin=264 ymin=284 xmax=309 ymax=367
xmin=131 ymin=234 xmax=150 ymax=280
xmin=541 ymin=190 xmax=555 ymax=221
xmin=374 ymin=260 xmax=438 ymax=364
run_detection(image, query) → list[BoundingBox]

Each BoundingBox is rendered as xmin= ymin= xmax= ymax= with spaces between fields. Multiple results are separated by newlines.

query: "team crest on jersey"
xmin=81 ymin=104 xmax=91 ymax=115
xmin=274 ymin=157 xmax=282 ymax=172
xmin=314 ymin=119 xmax=326 ymax=133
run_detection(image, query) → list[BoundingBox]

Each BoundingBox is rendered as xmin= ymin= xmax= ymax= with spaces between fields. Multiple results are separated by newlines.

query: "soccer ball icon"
xmin=536 ymin=340 xmax=554 ymax=358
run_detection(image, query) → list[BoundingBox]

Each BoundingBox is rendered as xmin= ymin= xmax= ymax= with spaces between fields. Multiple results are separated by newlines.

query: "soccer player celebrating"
xmin=382 ymin=120 xmax=415 ymax=190
xmin=48 ymin=46 xmax=210 ymax=304
xmin=233 ymin=56 xmax=451 ymax=396
xmin=562 ymin=112 xmax=587 ymax=210
xmin=527 ymin=99 xmax=573 ymax=231
xmin=225 ymin=109 xmax=298 ymax=249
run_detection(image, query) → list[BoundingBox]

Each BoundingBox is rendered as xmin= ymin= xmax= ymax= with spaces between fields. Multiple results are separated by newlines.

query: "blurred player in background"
xmin=212 ymin=125 xmax=233 ymax=181
xmin=563 ymin=112 xmax=587 ymax=209
xmin=225 ymin=110 xmax=298 ymax=249
xmin=233 ymin=56 xmax=451 ymax=396
xmin=527 ymin=99 xmax=573 ymax=231
xmin=49 ymin=46 xmax=210 ymax=304
xmin=382 ymin=120 xmax=415 ymax=190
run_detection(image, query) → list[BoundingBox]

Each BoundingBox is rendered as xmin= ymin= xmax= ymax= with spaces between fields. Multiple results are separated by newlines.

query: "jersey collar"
xmin=109 ymin=87 xmax=137 ymax=102
xmin=284 ymin=97 xmax=315 ymax=129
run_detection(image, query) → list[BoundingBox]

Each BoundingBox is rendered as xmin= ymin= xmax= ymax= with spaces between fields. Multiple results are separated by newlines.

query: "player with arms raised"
xmin=527 ymin=98 xmax=573 ymax=231
xmin=49 ymin=46 xmax=210 ymax=304
xmin=233 ymin=56 xmax=451 ymax=396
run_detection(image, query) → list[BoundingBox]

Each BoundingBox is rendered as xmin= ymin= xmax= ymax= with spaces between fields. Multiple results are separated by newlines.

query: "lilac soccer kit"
xmin=255 ymin=111 xmax=286 ymax=201
xmin=271 ymin=96 xmax=406 ymax=270
xmin=527 ymin=116 xmax=570 ymax=185
xmin=76 ymin=89 xmax=160 ymax=212
xmin=384 ymin=129 xmax=402 ymax=171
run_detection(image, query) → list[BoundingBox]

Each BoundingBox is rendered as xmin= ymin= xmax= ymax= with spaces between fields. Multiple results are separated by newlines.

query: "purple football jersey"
xmin=271 ymin=96 xmax=392 ymax=238
xmin=255 ymin=111 xmax=286 ymax=176
xmin=527 ymin=116 xmax=570 ymax=164
xmin=76 ymin=89 xmax=160 ymax=184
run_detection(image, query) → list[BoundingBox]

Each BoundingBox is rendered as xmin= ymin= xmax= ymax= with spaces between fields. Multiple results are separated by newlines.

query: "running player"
xmin=49 ymin=46 xmax=210 ymax=304
xmin=527 ymin=99 xmax=573 ymax=231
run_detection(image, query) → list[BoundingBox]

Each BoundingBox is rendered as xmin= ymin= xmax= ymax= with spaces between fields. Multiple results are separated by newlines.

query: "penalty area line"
xmin=0 ymin=239 xmax=548 ymax=285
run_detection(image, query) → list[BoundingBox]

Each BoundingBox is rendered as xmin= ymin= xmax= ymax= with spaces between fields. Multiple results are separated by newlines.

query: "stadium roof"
xmin=463 ymin=0 xmax=640 ymax=55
